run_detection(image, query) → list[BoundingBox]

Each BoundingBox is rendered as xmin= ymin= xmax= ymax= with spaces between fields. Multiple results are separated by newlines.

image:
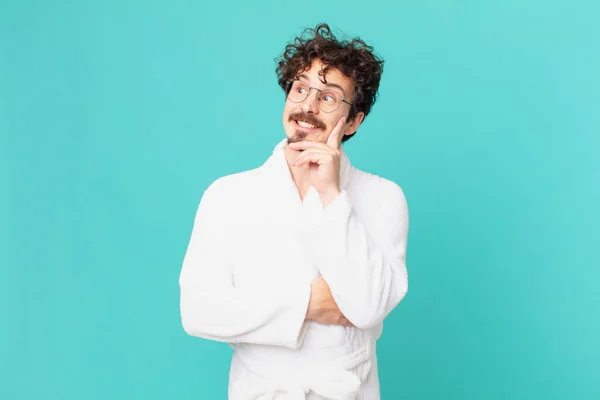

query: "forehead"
xmin=296 ymin=58 xmax=353 ymax=95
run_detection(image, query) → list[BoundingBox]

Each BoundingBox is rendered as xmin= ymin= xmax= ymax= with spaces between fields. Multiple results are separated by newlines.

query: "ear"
xmin=343 ymin=112 xmax=365 ymax=136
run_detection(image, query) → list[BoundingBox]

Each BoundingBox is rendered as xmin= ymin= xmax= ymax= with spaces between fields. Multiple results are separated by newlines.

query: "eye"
xmin=293 ymin=82 xmax=309 ymax=94
xmin=321 ymin=92 xmax=339 ymax=103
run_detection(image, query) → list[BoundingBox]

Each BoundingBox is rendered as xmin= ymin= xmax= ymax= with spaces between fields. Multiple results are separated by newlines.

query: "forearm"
xmin=296 ymin=190 xmax=409 ymax=329
xmin=179 ymin=279 xmax=311 ymax=348
xmin=180 ymin=179 xmax=312 ymax=348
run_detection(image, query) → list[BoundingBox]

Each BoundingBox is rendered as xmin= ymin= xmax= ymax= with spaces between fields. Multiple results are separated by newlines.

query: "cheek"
xmin=283 ymin=103 xmax=295 ymax=120
xmin=322 ymin=117 xmax=336 ymax=130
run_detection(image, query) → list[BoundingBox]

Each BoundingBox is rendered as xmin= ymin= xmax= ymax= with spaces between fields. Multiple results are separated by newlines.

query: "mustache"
xmin=289 ymin=112 xmax=326 ymax=130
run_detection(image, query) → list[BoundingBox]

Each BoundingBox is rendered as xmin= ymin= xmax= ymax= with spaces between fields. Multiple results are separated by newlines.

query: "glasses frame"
xmin=285 ymin=80 xmax=353 ymax=113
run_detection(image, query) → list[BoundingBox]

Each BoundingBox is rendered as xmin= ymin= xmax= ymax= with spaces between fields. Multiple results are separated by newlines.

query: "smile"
xmin=294 ymin=120 xmax=320 ymax=130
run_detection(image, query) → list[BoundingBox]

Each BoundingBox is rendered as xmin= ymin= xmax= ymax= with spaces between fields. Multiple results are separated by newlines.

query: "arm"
xmin=179 ymin=179 xmax=311 ymax=349
xmin=296 ymin=186 xmax=409 ymax=330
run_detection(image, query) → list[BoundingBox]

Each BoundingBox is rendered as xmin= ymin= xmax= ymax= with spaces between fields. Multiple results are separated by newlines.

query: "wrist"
xmin=319 ymin=188 xmax=341 ymax=208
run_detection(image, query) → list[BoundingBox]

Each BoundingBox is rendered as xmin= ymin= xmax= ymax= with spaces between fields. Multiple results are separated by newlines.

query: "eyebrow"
xmin=298 ymin=74 xmax=347 ymax=96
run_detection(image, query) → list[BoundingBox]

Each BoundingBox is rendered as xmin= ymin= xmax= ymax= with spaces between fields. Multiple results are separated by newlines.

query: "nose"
xmin=301 ymin=88 xmax=320 ymax=114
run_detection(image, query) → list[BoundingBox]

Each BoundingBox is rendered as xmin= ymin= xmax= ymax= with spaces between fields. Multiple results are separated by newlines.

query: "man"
xmin=179 ymin=23 xmax=409 ymax=399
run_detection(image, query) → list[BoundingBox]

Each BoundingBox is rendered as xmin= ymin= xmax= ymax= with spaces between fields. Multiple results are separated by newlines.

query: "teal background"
xmin=1 ymin=0 xmax=598 ymax=399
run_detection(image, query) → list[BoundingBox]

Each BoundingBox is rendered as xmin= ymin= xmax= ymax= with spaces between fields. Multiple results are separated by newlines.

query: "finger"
xmin=294 ymin=148 xmax=331 ymax=158
xmin=294 ymin=148 xmax=331 ymax=163
xmin=294 ymin=150 xmax=333 ymax=167
xmin=288 ymin=141 xmax=333 ymax=151
xmin=294 ymin=154 xmax=326 ymax=167
xmin=326 ymin=115 xmax=347 ymax=150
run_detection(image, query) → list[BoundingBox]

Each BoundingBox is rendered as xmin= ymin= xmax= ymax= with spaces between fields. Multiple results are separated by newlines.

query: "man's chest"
xmin=228 ymin=198 xmax=319 ymax=289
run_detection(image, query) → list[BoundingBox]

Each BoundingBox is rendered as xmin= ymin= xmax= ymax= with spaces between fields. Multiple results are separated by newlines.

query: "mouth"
xmin=293 ymin=119 xmax=321 ymax=130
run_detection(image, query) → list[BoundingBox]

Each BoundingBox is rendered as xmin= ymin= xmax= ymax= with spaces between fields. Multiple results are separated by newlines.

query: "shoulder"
xmin=202 ymin=165 xmax=266 ymax=197
xmin=195 ymin=167 xmax=264 ymax=215
xmin=349 ymin=167 xmax=408 ymax=214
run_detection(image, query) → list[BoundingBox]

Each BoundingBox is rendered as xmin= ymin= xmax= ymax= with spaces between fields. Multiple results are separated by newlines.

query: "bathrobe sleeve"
xmin=179 ymin=179 xmax=311 ymax=349
xmin=296 ymin=185 xmax=409 ymax=330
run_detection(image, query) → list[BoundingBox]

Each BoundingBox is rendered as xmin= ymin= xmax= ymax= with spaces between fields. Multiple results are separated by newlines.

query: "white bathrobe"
xmin=179 ymin=139 xmax=409 ymax=399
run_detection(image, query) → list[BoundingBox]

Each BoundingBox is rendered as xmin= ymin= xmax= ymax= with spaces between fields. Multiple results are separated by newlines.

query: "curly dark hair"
xmin=275 ymin=23 xmax=384 ymax=142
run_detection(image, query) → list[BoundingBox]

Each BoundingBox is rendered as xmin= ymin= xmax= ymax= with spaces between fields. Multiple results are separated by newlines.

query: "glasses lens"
xmin=319 ymin=90 xmax=342 ymax=113
xmin=286 ymin=80 xmax=345 ymax=112
xmin=288 ymin=81 xmax=309 ymax=103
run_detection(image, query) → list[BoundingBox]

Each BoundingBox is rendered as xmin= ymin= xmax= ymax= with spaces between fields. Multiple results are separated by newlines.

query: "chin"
xmin=287 ymin=133 xmax=307 ymax=144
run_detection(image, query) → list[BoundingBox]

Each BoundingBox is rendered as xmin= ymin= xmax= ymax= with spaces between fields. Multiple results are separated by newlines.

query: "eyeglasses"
xmin=286 ymin=80 xmax=353 ymax=113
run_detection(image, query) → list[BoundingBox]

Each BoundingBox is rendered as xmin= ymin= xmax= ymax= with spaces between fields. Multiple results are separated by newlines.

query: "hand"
xmin=305 ymin=276 xmax=354 ymax=327
xmin=288 ymin=116 xmax=347 ymax=205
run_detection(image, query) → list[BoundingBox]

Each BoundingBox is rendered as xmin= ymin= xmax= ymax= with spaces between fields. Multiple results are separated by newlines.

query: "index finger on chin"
xmin=327 ymin=115 xmax=347 ymax=149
